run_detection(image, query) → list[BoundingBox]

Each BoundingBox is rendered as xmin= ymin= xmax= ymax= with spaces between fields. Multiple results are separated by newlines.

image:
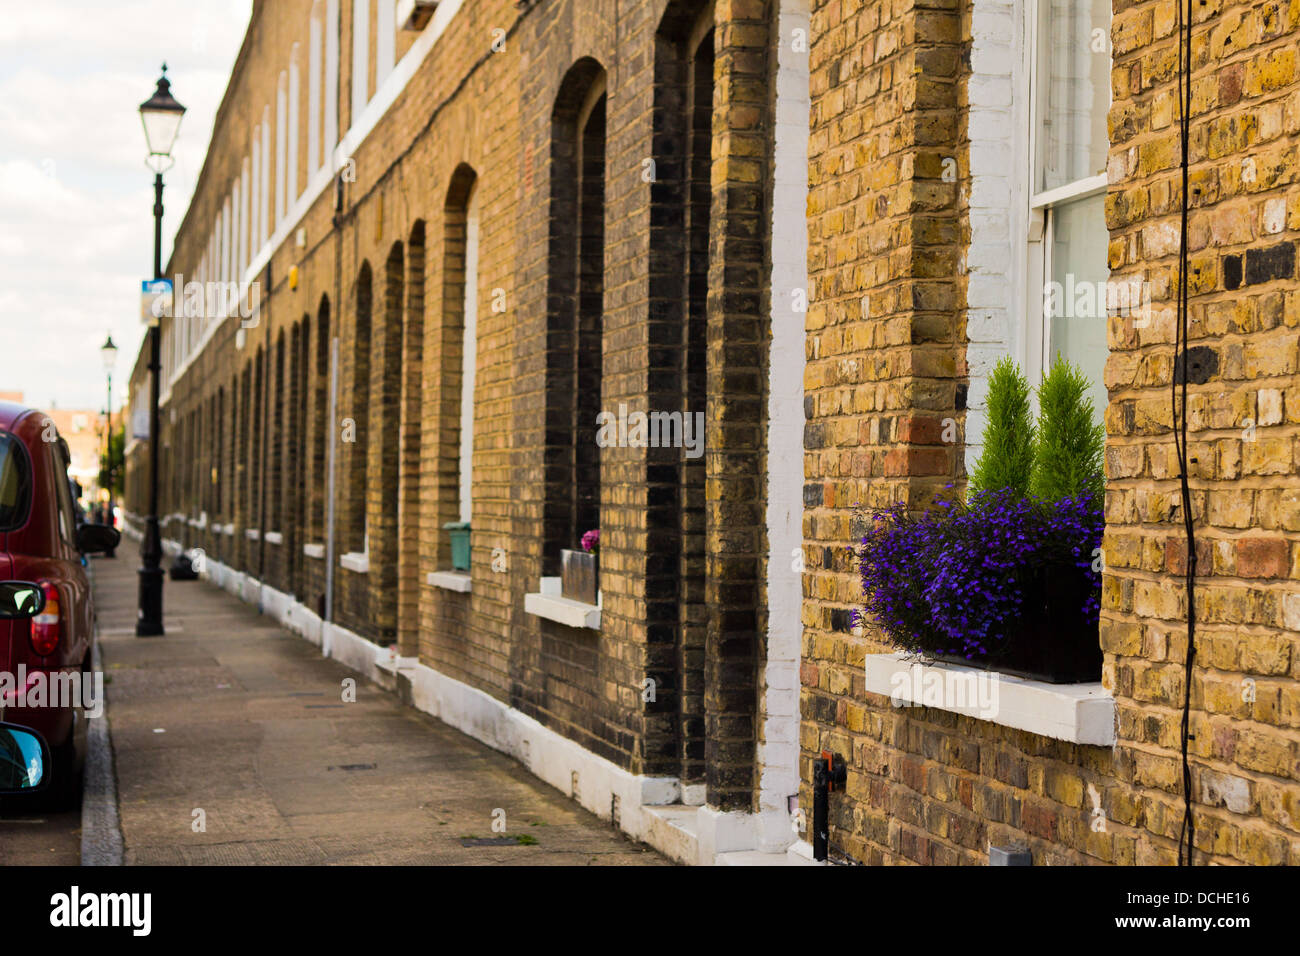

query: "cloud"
xmin=0 ymin=0 xmax=251 ymax=413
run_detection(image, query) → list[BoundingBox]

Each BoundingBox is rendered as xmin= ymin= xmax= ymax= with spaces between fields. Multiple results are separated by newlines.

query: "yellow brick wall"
xmin=130 ymin=0 xmax=789 ymax=800
xmin=802 ymin=0 xmax=1300 ymax=865
xmin=1103 ymin=0 xmax=1300 ymax=864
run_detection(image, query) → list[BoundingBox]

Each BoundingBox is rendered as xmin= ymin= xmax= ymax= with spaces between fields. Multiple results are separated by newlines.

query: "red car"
xmin=0 ymin=399 xmax=118 ymax=807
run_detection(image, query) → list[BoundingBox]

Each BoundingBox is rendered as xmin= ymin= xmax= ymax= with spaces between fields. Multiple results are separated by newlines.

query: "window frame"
xmin=1023 ymin=0 xmax=1113 ymax=388
xmin=52 ymin=437 xmax=77 ymax=548
xmin=0 ymin=431 xmax=34 ymax=532
xmin=456 ymin=182 xmax=480 ymax=527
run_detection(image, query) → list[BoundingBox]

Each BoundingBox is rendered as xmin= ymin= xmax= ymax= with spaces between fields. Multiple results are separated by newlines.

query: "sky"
xmin=0 ymin=0 xmax=252 ymax=415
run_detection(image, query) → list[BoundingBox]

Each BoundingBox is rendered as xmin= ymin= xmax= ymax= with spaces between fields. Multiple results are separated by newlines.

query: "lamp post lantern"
xmin=100 ymin=334 xmax=118 ymax=556
xmin=136 ymin=64 xmax=185 ymax=637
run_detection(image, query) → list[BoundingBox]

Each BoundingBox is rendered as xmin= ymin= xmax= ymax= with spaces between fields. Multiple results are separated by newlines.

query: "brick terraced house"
xmin=124 ymin=0 xmax=1300 ymax=864
xmin=801 ymin=0 xmax=1300 ymax=864
xmin=125 ymin=0 xmax=811 ymax=865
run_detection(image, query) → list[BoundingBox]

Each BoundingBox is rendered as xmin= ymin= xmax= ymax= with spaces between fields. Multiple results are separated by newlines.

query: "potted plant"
xmin=443 ymin=521 xmax=471 ymax=571
xmin=561 ymin=529 xmax=599 ymax=605
xmin=855 ymin=357 xmax=1105 ymax=683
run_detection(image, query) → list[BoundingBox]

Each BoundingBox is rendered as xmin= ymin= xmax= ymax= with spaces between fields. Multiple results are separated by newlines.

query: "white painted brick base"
xmin=966 ymin=0 xmax=1029 ymax=472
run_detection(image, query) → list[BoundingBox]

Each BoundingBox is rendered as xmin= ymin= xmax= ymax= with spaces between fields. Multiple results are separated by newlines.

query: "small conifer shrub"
xmin=1030 ymin=357 xmax=1105 ymax=501
xmin=968 ymin=356 xmax=1034 ymax=498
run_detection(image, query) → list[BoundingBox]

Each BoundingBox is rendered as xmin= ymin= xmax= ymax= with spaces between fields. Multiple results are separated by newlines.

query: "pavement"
xmin=0 ymin=804 xmax=81 ymax=865
xmin=18 ymin=552 xmax=669 ymax=866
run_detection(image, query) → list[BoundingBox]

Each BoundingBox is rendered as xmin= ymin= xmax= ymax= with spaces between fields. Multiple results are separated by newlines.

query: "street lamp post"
xmin=100 ymin=334 xmax=118 ymax=557
xmin=136 ymin=64 xmax=185 ymax=637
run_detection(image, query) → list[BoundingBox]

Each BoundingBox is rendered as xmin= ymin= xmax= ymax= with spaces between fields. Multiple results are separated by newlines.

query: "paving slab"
xmin=90 ymin=553 xmax=669 ymax=866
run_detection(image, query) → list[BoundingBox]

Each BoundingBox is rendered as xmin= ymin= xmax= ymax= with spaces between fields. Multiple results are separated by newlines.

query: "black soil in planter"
xmin=931 ymin=562 xmax=1102 ymax=684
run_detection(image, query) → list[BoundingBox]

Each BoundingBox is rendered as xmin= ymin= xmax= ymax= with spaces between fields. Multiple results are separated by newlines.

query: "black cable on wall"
xmin=1173 ymin=0 xmax=1197 ymax=866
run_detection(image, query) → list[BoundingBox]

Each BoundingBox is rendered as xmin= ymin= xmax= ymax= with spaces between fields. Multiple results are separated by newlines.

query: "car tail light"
xmin=30 ymin=581 xmax=61 ymax=656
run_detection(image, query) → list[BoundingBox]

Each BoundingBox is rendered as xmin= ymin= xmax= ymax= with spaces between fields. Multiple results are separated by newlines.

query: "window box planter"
xmin=444 ymin=521 xmax=470 ymax=571
xmin=857 ymin=490 xmax=1104 ymax=687
xmin=560 ymin=548 xmax=598 ymax=605
xmin=930 ymin=561 xmax=1101 ymax=683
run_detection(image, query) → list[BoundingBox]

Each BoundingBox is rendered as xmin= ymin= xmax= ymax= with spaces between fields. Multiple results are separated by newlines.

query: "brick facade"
xmin=802 ymin=0 xmax=1300 ymax=865
xmin=122 ymin=0 xmax=1300 ymax=864
xmin=124 ymin=0 xmax=808 ymax=853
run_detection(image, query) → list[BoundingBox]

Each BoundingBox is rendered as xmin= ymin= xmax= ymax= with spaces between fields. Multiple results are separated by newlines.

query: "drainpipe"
xmin=324 ymin=157 xmax=345 ymax=626
xmin=257 ymin=261 xmax=273 ymax=608
xmin=812 ymin=750 xmax=846 ymax=862
xmin=323 ymin=335 xmax=339 ymax=625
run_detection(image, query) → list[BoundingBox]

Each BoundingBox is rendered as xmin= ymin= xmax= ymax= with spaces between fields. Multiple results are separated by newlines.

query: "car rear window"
xmin=0 ymin=432 xmax=32 ymax=531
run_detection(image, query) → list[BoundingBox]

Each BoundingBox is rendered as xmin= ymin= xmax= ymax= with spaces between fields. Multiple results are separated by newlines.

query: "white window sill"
xmin=245 ymin=528 xmax=260 ymax=541
xmin=264 ymin=531 xmax=283 ymax=545
xmin=377 ymin=649 xmax=419 ymax=674
xmin=524 ymin=576 xmax=600 ymax=630
xmin=303 ymin=542 xmax=325 ymax=559
xmin=863 ymin=652 xmax=1115 ymax=746
xmin=427 ymin=570 xmax=472 ymax=593
xmin=340 ymin=552 xmax=370 ymax=573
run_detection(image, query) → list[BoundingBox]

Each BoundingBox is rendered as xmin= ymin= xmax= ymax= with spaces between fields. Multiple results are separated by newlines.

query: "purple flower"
xmin=581 ymin=528 xmax=600 ymax=554
xmin=854 ymin=489 xmax=1103 ymax=659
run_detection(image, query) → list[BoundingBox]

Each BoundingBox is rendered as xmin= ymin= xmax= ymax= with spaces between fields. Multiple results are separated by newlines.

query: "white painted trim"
xmin=165 ymin=0 xmax=467 ymax=390
xmin=966 ymin=0 xmax=1030 ymax=473
xmin=308 ymin=4 xmax=322 ymax=172
xmin=1020 ymin=0 xmax=1112 ymax=394
xmin=863 ymin=652 xmax=1116 ymax=746
xmin=339 ymin=551 xmax=369 ymax=573
xmin=377 ymin=0 xmax=396 ymax=84
xmin=260 ymin=110 xmax=271 ymax=247
xmin=757 ymin=0 xmax=809 ymax=856
xmin=352 ymin=0 xmax=371 ymax=117
xmin=458 ymin=184 xmax=480 ymax=524
xmin=641 ymin=805 xmax=812 ymax=866
xmin=641 ymin=806 xmax=699 ymax=864
xmin=276 ymin=72 xmax=289 ymax=224
xmin=376 ymin=643 xmax=419 ymax=675
xmin=524 ymin=577 xmax=600 ymax=629
xmin=324 ymin=0 xmax=339 ymax=159
xmin=400 ymin=657 xmax=680 ymax=835
xmin=250 ymin=126 xmax=260 ymax=267
xmin=1029 ymin=172 xmax=1108 ymax=210
xmin=426 ymin=570 xmax=472 ymax=592
xmin=239 ymin=158 xmax=250 ymax=276
xmin=303 ymin=542 xmax=325 ymax=558
xmin=785 ymin=839 xmax=825 ymax=865
xmin=264 ymin=531 xmax=283 ymax=544
xmin=288 ymin=44 xmax=300 ymax=204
